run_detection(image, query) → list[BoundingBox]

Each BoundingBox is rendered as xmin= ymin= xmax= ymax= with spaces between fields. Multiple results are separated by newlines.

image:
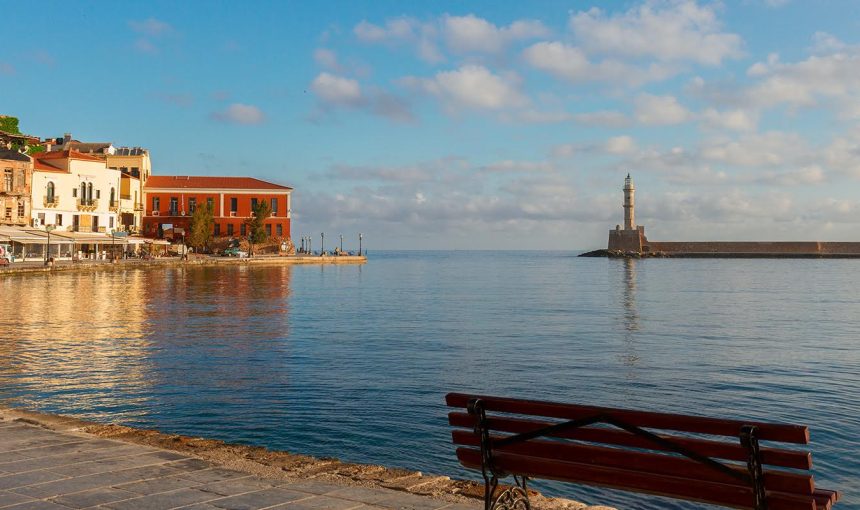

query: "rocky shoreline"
xmin=0 ymin=406 xmax=613 ymax=510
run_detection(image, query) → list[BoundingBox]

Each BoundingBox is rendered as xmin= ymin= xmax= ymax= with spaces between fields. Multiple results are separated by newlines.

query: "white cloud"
xmin=128 ymin=17 xmax=173 ymax=37
xmin=353 ymin=17 xmax=443 ymax=63
xmin=313 ymin=48 xmax=341 ymax=71
xmin=569 ymin=1 xmax=743 ymax=65
xmin=605 ymin=135 xmax=637 ymax=154
xmin=574 ymin=110 xmax=631 ymax=127
xmin=522 ymin=41 xmax=675 ymax=86
xmin=210 ymin=103 xmax=266 ymax=125
xmin=442 ymin=14 xmax=549 ymax=54
xmin=311 ymin=73 xmax=363 ymax=106
xmin=634 ymin=94 xmax=690 ymax=125
xmin=403 ymin=65 xmax=527 ymax=111
xmin=700 ymin=132 xmax=807 ymax=167
xmin=701 ymin=108 xmax=758 ymax=131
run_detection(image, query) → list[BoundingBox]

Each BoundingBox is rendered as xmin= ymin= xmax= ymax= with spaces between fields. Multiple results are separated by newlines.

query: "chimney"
xmin=63 ymin=133 xmax=72 ymax=146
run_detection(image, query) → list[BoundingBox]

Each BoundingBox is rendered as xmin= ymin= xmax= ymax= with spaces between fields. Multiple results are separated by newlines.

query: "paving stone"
xmin=51 ymin=486 xmax=138 ymax=508
xmin=0 ymin=445 xmax=144 ymax=474
xmin=1 ymin=502 xmax=71 ymax=510
xmin=0 ymin=491 xmax=35 ymax=508
xmin=165 ymin=458 xmax=210 ymax=471
xmin=438 ymin=504 xmax=481 ymax=510
xmin=371 ymin=492 xmax=451 ymax=510
xmin=114 ymin=475 xmax=198 ymax=495
xmin=177 ymin=468 xmax=251 ymax=485
xmin=47 ymin=451 xmax=187 ymax=477
xmin=197 ymin=478 xmax=278 ymax=497
xmin=0 ymin=470 xmax=68 ymax=491
xmin=326 ymin=487 xmax=400 ymax=505
xmin=207 ymin=488 xmax=313 ymax=510
xmin=102 ymin=487 xmax=220 ymax=510
xmin=268 ymin=495 xmax=364 ymax=510
xmin=277 ymin=481 xmax=342 ymax=495
xmin=10 ymin=464 xmax=183 ymax=499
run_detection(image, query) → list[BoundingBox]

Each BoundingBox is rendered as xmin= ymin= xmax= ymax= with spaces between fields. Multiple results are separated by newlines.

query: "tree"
xmin=245 ymin=201 xmax=270 ymax=245
xmin=188 ymin=203 xmax=214 ymax=252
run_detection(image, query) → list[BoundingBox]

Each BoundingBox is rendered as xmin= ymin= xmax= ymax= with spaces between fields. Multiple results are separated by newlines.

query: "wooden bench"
xmin=446 ymin=393 xmax=840 ymax=510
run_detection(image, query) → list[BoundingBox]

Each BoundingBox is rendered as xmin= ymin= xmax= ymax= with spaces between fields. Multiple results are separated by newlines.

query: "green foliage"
xmin=245 ymin=201 xmax=271 ymax=244
xmin=188 ymin=203 xmax=214 ymax=251
xmin=26 ymin=145 xmax=45 ymax=155
xmin=0 ymin=116 xmax=21 ymax=134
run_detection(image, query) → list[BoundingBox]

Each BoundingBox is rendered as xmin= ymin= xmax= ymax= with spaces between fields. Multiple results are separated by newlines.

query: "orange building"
xmin=142 ymin=176 xmax=292 ymax=240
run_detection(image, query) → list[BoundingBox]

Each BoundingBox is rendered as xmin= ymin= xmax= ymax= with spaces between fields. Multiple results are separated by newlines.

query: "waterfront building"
xmin=142 ymin=176 xmax=292 ymax=241
xmin=45 ymin=134 xmax=151 ymax=233
xmin=30 ymin=150 xmax=122 ymax=235
xmin=0 ymin=150 xmax=32 ymax=227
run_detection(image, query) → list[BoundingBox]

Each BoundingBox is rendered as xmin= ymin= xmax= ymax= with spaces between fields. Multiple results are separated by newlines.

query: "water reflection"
xmin=0 ymin=265 xmax=293 ymax=425
xmin=618 ymin=258 xmax=641 ymax=368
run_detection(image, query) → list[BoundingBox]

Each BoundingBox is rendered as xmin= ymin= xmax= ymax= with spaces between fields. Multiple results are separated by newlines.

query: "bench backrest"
xmin=446 ymin=393 xmax=839 ymax=510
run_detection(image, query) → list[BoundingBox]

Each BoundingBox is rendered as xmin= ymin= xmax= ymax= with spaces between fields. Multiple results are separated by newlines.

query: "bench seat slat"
xmin=456 ymin=448 xmax=817 ymax=510
xmin=449 ymin=412 xmax=812 ymax=470
xmin=452 ymin=430 xmax=813 ymax=495
xmin=446 ymin=393 xmax=810 ymax=444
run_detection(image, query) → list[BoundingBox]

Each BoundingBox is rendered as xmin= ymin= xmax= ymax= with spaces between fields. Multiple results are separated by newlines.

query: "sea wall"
xmin=645 ymin=241 xmax=860 ymax=256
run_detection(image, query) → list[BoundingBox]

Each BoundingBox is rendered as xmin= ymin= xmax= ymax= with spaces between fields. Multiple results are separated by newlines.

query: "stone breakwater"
xmin=0 ymin=255 xmax=367 ymax=276
xmin=0 ymin=406 xmax=613 ymax=510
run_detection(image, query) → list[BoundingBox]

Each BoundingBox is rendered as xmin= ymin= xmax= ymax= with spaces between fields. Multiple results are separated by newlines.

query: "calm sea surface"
xmin=0 ymin=251 xmax=857 ymax=509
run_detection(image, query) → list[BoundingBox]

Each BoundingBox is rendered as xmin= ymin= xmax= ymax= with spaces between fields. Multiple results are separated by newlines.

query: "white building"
xmin=30 ymin=150 xmax=121 ymax=234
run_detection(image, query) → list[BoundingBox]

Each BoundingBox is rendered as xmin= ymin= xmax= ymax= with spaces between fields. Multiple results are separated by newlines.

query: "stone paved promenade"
xmin=0 ymin=419 xmax=477 ymax=510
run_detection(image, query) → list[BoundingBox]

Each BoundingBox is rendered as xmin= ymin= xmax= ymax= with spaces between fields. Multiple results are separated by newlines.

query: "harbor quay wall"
xmin=645 ymin=241 xmax=860 ymax=256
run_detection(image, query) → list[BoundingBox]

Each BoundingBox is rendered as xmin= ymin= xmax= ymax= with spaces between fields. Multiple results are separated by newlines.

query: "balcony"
xmin=43 ymin=195 xmax=60 ymax=208
xmin=77 ymin=199 xmax=98 ymax=212
xmin=134 ymin=203 xmax=144 ymax=211
xmin=109 ymin=200 xmax=120 ymax=213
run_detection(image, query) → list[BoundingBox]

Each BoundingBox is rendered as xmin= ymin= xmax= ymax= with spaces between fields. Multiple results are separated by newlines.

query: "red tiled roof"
xmin=33 ymin=159 xmax=66 ymax=172
xmin=36 ymin=149 xmax=104 ymax=163
xmin=145 ymin=176 xmax=293 ymax=191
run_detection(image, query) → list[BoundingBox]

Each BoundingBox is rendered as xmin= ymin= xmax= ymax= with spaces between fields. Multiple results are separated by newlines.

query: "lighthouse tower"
xmin=608 ymin=173 xmax=647 ymax=252
xmin=623 ymin=173 xmax=635 ymax=230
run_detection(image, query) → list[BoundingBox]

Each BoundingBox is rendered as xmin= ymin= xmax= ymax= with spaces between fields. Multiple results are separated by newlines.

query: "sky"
xmin=3 ymin=0 xmax=860 ymax=250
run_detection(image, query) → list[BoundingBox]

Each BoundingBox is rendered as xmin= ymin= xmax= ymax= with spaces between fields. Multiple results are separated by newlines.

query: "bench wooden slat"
xmin=452 ymin=430 xmax=813 ymax=495
xmin=456 ymin=448 xmax=817 ymax=510
xmin=449 ymin=412 xmax=812 ymax=470
xmin=446 ymin=393 xmax=810 ymax=444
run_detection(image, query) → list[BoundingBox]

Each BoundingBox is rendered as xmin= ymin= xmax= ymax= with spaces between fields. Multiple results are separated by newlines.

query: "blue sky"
xmin=3 ymin=0 xmax=860 ymax=249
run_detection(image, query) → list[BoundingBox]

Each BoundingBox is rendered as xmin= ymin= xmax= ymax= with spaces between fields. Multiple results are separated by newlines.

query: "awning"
xmin=51 ymin=231 xmax=128 ymax=245
xmin=0 ymin=227 xmax=56 ymax=244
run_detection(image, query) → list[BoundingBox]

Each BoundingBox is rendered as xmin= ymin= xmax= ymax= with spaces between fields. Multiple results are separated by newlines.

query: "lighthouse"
xmin=608 ymin=173 xmax=647 ymax=252
xmin=623 ymin=173 xmax=635 ymax=230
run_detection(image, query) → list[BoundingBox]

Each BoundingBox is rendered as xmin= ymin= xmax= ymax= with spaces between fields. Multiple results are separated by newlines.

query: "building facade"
xmin=142 ymin=176 xmax=292 ymax=240
xmin=105 ymin=147 xmax=150 ymax=233
xmin=30 ymin=150 xmax=121 ymax=233
xmin=0 ymin=150 xmax=32 ymax=227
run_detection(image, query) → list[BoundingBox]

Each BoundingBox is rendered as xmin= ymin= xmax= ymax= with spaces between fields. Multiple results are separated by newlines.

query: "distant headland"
xmin=581 ymin=174 xmax=860 ymax=258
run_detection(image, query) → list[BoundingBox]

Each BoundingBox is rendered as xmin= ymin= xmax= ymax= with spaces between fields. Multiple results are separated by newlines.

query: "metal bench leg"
xmin=489 ymin=475 xmax=531 ymax=510
xmin=740 ymin=425 xmax=768 ymax=510
xmin=470 ymin=399 xmax=531 ymax=510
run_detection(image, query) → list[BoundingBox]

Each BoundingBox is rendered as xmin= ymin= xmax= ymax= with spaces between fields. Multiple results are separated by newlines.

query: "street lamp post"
xmin=359 ymin=233 xmax=363 ymax=256
xmin=340 ymin=234 xmax=343 ymax=253
xmin=321 ymin=232 xmax=325 ymax=255
xmin=44 ymin=225 xmax=53 ymax=266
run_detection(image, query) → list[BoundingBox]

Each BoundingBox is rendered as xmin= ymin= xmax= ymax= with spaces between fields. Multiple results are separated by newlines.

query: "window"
xmin=169 ymin=197 xmax=178 ymax=215
xmin=240 ymin=223 xmax=246 ymax=236
xmin=96 ymin=189 xmax=101 ymax=199
xmin=207 ymin=197 xmax=214 ymax=211
xmin=4 ymin=207 xmax=10 ymax=219
xmin=214 ymin=223 xmax=220 ymax=236
xmin=270 ymin=198 xmax=278 ymax=215
xmin=152 ymin=197 xmax=160 ymax=212
xmin=47 ymin=182 xmax=55 ymax=202
xmin=230 ymin=197 xmax=237 ymax=212
xmin=110 ymin=188 xmax=115 ymax=206
xmin=3 ymin=169 xmax=11 ymax=192
xmin=87 ymin=183 xmax=93 ymax=202
xmin=276 ymin=224 xmax=283 ymax=236
xmin=92 ymin=215 xmax=99 ymax=232
xmin=188 ymin=198 xmax=196 ymax=213
xmin=251 ymin=198 xmax=258 ymax=211
xmin=17 ymin=201 xmax=24 ymax=218
xmin=56 ymin=214 xmax=63 ymax=226
xmin=72 ymin=188 xmax=77 ymax=198
xmin=80 ymin=183 xmax=86 ymax=202
xmin=265 ymin=224 xmax=271 ymax=237
xmin=227 ymin=223 xmax=234 ymax=236
xmin=109 ymin=217 xmax=114 ymax=228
